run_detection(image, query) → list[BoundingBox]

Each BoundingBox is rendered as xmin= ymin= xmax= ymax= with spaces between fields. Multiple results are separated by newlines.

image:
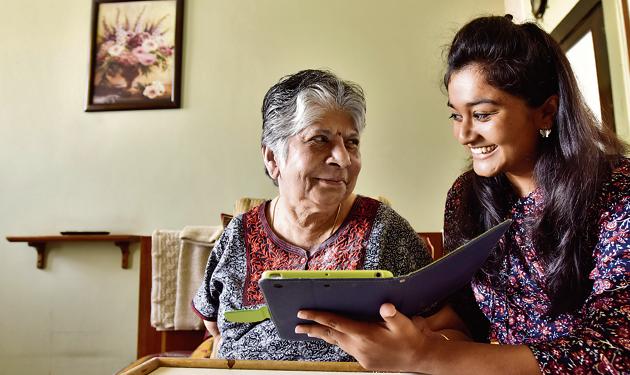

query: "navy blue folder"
xmin=258 ymin=220 xmax=512 ymax=341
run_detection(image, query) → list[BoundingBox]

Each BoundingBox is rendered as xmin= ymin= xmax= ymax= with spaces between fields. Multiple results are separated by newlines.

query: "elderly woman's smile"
xmin=316 ymin=178 xmax=346 ymax=185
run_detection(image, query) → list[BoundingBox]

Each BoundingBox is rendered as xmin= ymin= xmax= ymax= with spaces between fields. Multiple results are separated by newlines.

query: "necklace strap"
xmin=329 ymin=202 xmax=342 ymax=237
xmin=270 ymin=197 xmax=279 ymax=229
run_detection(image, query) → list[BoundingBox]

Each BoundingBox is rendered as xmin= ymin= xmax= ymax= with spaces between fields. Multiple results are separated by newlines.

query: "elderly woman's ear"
xmin=262 ymin=145 xmax=280 ymax=180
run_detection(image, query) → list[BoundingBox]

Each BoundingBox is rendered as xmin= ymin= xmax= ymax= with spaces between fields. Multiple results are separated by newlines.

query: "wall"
xmin=0 ymin=0 xmax=503 ymax=374
xmin=505 ymin=0 xmax=630 ymax=141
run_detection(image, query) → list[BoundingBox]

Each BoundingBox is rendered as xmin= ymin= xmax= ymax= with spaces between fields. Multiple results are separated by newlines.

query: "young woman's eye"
xmin=473 ymin=112 xmax=494 ymax=121
xmin=449 ymin=113 xmax=462 ymax=122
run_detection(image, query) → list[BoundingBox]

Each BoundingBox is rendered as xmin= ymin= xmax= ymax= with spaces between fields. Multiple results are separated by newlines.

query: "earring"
xmin=539 ymin=128 xmax=551 ymax=138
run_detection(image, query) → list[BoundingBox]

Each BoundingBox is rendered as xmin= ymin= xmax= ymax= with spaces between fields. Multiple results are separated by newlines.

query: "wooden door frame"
xmin=551 ymin=0 xmax=616 ymax=132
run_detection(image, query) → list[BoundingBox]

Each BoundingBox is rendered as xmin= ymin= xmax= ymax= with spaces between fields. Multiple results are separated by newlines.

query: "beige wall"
xmin=0 ymin=1 xmax=504 ymax=374
xmin=505 ymin=0 xmax=630 ymax=141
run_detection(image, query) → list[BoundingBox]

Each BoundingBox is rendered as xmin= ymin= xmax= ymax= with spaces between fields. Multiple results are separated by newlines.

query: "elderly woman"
xmin=192 ymin=69 xmax=432 ymax=361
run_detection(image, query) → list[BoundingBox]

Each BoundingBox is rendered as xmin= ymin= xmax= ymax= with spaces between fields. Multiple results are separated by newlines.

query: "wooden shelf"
xmin=6 ymin=235 xmax=142 ymax=269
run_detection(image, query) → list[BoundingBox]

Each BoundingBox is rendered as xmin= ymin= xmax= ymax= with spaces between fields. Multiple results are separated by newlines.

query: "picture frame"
xmin=86 ymin=0 xmax=184 ymax=111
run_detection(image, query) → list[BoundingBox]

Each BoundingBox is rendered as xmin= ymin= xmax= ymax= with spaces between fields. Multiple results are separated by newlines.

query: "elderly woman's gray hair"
xmin=261 ymin=69 xmax=366 ymax=182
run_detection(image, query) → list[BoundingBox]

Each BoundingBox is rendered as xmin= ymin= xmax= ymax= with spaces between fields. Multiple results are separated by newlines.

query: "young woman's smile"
xmin=469 ymin=144 xmax=498 ymax=157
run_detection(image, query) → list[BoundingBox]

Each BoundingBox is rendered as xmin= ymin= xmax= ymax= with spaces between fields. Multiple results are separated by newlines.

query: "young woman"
xmin=296 ymin=16 xmax=629 ymax=374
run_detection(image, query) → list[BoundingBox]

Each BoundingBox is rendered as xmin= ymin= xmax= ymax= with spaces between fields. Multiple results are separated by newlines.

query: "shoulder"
xmin=446 ymin=171 xmax=474 ymax=202
xmin=223 ymin=212 xmax=245 ymax=234
xmin=593 ymin=158 xmax=630 ymax=254
xmin=444 ymin=171 xmax=475 ymax=222
xmin=351 ymin=195 xmax=383 ymax=218
xmin=367 ymin=199 xmax=423 ymax=247
xmin=359 ymin=197 xmax=431 ymax=272
xmin=241 ymin=201 xmax=267 ymax=222
xmin=608 ymin=157 xmax=630 ymax=193
xmin=361 ymin=196 xmax=410 ymax=229
xmin=214 ymin=212 xmax=246 ymax=251
xmin=599 ymin=158 xmax=630 ymax=215
xmin=590 ymin=159 xmax=630 ymax=295
xmin=345 ymin=196 xmax=416 ymax=238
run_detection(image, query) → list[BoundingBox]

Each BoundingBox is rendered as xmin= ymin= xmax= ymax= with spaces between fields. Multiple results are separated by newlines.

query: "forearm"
xmin=424 ymin=305 xmax=470 ymax=337
xmin=419 ymin=339 xmax=540 ymax=375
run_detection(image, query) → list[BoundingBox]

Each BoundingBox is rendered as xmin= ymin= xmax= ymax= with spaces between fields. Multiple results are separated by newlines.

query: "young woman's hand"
xmin=295 ymin=303 xmax=443 ymax=373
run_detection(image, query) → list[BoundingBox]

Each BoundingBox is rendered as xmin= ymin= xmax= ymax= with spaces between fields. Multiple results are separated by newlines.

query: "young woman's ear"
xmin=539 ymin=95 xmax=559 ymax=130
xmin=262 ymin=145 xmax=280 ymax=180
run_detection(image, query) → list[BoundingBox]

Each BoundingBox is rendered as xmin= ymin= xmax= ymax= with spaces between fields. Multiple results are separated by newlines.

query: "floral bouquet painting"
xmin=87 ymin=0 xmax=183 ymax=111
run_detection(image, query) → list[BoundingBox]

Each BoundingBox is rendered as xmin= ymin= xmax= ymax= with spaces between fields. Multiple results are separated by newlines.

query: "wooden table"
xmin=119 ymin=358 xmax=414 ymax=375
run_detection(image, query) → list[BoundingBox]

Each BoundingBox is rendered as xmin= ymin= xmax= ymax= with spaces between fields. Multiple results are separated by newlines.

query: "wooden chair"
xmin=418 ymin=232 xmax=444 ymax=260
xmin=136 ymin=237 xmax=206 ymax=359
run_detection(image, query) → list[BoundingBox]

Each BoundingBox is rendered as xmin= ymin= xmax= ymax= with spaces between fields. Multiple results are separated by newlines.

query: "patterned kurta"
xmin=192 ymin=196 xmax=431 ymax=361
xmin=444 ymin=158 xmax=630 ymax=374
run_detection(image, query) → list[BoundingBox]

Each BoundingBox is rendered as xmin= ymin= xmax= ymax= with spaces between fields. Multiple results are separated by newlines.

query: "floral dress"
xmin=192 ymin=196 xmax=431 ymax=361
xmin=444 ymin=159 xmax=630 ymax=374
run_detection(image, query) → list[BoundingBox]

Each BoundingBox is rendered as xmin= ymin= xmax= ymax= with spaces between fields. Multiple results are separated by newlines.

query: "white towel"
xmin=174 ymin=226 xmax=222 ymax=330
xmin=150 ymin=229 xmax=180 ymax=331
xmin=179 ymin=225 xmax=223 ymax=244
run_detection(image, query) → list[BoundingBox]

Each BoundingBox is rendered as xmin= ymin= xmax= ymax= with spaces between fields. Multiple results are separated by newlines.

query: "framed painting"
xmin=86 ymin=0 xmax=184 ymax=111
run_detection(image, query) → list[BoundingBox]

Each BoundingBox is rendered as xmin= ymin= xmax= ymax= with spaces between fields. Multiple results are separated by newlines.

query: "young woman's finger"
xmin=296 ymin=309 xmax=367 ymax=335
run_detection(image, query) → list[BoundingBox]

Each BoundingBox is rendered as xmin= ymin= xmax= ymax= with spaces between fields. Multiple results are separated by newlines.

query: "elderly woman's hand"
xmin=295 ymin=303 xmax=444 ymax=373
xmin=203 ymin=320 xmax=220 ymax=337
xmin=203 ymin=320 xmax=222 ymax=358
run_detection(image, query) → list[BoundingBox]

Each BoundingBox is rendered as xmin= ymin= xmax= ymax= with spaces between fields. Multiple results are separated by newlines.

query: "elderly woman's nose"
xmin=329 ymin=139 xmax=351 ymax=167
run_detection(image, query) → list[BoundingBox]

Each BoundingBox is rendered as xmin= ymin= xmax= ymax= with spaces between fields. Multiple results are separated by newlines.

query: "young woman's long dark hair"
xmin=443 ymin=16 xmax=626 ymax=315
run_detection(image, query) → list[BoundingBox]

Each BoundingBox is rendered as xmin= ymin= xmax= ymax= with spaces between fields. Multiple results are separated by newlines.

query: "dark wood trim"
xmin=551 ymin=0 xmax=616 ymax=131
xmin=418 ymin=232 xmax=444 ymax=260
xmin=27 ymin=241 xmax=47 ymax=269
xmin=551 ymin=0 xmax=599 ymax=41
xmin=623 ymin=0 xmax=630 ymax=63
xmin=136 ymin=236 xmax=205 ymax=358
xmin=137 ymin=236 xmax=160 ymax=357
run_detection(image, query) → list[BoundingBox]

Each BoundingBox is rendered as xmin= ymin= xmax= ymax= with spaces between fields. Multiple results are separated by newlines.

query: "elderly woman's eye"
xmin=309 ymin=135 xmax=328 ymax=143
xmin=346 ymin=139 xmax=360 ymax=148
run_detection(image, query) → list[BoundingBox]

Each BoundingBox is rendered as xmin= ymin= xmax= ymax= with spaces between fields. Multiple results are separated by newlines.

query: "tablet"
xmin=231 ymin=220 xmax=511 ymax=341
xmin=261 ymin=269 xmax=394 ymax=280
xmin=223 ymin=270 xmax=393 ymax=323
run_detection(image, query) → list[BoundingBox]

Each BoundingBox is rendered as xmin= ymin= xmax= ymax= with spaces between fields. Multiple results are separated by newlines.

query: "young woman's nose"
xmin=455 ymin=118 xmax=475 ymax=145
